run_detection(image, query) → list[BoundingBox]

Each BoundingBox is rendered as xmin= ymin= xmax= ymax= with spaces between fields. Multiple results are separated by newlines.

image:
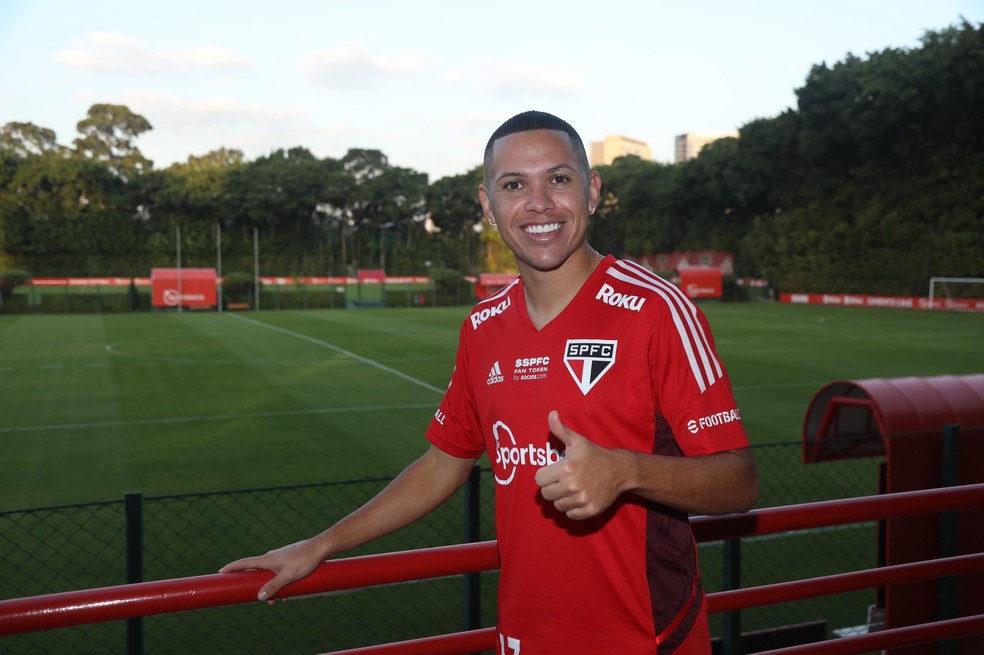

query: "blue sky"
xmin=1 ymin=0 xmax=980 ymax=181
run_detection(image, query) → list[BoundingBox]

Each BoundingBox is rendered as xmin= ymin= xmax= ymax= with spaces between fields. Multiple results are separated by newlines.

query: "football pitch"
xmin=1 ymin=303 xmax=981 ymax=512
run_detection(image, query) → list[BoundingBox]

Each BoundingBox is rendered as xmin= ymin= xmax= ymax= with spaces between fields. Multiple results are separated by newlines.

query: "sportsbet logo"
xmin=491 ymin=420 xmax=561 ymax=486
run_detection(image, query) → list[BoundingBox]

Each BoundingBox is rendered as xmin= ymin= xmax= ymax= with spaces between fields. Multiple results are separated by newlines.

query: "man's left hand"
xmin=534 ymin=410 xmax=629 ymax=520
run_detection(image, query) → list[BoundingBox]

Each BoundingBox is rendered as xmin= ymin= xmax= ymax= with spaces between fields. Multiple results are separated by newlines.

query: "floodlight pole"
xmin=253 ymin=227 xmax=260 ymax=311
xmin=216 ymin=222 xmax=223 ymax=313
xmin=379 ymin=221 xmax=396 ymax=271
xmin=176 ymin=226 xmax=182 ymax=314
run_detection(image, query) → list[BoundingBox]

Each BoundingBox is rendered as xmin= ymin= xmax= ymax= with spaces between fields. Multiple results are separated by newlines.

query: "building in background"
xmin=674 ymin=132 xmax=738 ymax=162
xmin=589 ymin=135 xmax=653 ymax=167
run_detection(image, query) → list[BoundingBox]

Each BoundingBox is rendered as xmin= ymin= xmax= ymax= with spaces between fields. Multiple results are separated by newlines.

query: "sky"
xmin=1 ymin=1 xmax=981 ymax=182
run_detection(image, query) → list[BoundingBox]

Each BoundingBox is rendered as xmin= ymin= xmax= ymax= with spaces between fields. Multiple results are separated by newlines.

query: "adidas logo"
xmin=487 ymin=361 xmax=504 ymax=386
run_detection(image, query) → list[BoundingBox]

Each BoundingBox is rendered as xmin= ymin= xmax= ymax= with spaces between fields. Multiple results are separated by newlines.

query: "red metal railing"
xmin=2 ymin=483 xmax=983 ymax=655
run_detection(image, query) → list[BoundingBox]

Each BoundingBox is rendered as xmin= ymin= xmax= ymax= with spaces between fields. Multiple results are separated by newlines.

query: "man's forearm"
xmin=310 ymin=445 xmax=476 ymax=558
xmin=623 ymin=448 xmax=759 ymax=515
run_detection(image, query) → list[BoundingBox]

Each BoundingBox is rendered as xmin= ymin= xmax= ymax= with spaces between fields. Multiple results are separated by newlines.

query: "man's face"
xmin=479 ymin=129 xmax=601 ymax=274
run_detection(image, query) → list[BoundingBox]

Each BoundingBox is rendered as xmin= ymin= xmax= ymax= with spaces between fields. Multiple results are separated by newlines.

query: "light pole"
xmin=379 ymin=221 xmax=396 ymax=271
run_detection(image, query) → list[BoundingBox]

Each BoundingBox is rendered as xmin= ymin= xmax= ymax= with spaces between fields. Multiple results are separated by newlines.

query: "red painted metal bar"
xmin=0 ymin=541 xmax=499 ymax=636
xmin=708 ymin=552 xmax=984 ymax=613
xmin=2 ymin=484 xmax=983 ymax=649
xmin=691 ymin=482 xmax=984 ymax=543
xmin=761 ymin=614 xmax=984 ymax=655
xmin=319 ymin=627 xmax=497 ymax=655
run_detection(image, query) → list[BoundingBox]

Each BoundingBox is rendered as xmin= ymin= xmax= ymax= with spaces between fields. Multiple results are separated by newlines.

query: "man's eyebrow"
xmin=494 ymin=164 xmax=575 ymax=184
xmin=494 ymin=170 xmax=526 ymax=184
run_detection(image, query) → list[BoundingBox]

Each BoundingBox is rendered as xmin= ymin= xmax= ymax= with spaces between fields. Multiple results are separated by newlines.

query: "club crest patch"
xmin=563 ymin=339 xmax=617 ymax=395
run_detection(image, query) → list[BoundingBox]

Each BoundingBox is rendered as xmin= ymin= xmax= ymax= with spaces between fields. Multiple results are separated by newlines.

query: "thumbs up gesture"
xmin=534 ymin=410 xmax=630 ymax=520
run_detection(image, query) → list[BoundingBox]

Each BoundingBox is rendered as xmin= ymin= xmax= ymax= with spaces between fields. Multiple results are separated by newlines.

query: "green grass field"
xmin=1 ymin=302 xmax=981 ymax=652
xmin=1 ymin=303 xmax=981 ymax=512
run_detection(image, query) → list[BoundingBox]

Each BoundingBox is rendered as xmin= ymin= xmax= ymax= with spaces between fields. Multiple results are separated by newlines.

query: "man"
xmin=222 ymin=111 xmax=759 ymax=654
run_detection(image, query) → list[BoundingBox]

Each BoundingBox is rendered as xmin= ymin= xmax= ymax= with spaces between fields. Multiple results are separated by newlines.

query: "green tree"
xmin=72 ymin=104 xmax=153 ymax=180
xmin=0 ymin=122 xmax=64 ymax=157
xmin=426 ymin=166 xmax=484 ymax=272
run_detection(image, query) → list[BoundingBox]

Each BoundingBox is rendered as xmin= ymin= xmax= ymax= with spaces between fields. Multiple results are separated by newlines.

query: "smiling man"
xmin=223 ymin=111 xmax=759 ymax=655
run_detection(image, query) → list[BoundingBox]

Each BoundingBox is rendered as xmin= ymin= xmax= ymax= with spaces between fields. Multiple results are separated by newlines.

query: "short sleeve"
xmin=425 ymin=326 xmax=486 ymax=459
xmin=650 ymin=302 xmax=749 ymax=457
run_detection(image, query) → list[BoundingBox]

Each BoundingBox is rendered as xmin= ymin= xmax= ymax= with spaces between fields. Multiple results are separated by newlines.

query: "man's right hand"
xmin=220 ymin=538 xmax=325 ymax=604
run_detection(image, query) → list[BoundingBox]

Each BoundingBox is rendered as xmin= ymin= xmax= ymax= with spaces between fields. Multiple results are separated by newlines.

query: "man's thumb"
xmin=548 ymin=410 xmax=578 ymax=448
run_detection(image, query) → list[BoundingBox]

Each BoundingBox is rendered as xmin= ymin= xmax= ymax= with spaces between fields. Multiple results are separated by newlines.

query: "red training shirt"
xmin=426 ymin=255 xmax=749 ymax=654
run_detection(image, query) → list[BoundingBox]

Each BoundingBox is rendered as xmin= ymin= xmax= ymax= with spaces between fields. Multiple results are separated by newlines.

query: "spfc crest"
xmin=563 ymin=339 xmax=617 ymax=395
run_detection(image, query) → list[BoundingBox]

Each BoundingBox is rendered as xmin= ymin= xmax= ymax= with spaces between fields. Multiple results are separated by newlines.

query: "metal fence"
xmin=0 ymin=278 xmax=476 ymax=315
xmin=1 ymin=440 xmax=890 ymax=654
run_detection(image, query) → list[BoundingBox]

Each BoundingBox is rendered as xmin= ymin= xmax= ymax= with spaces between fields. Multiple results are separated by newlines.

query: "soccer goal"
xmin=927 ymin=277 xmax=984 ymax=311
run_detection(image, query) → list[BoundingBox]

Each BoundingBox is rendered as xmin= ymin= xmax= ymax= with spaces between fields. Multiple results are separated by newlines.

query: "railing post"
xmin=125 ymin=492 xmax=144 ymax=655
xmin=722 ymin=538 xmax=742 ymax=655
xmin=463 ymin=465 xmax=483 ymax=636
xmin=939 ymin=424 xmax=959 ymax=655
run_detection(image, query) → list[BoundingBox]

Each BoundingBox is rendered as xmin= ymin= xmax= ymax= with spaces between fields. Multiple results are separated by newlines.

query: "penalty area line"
xmin=228 ymin=313 xmax=445 ymax=395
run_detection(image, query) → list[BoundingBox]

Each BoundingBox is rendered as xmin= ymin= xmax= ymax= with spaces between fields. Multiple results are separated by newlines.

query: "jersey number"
xmin=499 ymin=634 xmax=520 ymax=654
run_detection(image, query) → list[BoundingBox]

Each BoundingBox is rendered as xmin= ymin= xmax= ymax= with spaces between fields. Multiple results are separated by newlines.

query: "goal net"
xmin=928 ymin=277 xmax=984 ymax=311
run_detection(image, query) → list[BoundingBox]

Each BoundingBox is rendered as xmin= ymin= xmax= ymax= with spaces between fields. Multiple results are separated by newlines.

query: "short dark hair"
xmin=483 ymin=111 xmax=589 ymax=184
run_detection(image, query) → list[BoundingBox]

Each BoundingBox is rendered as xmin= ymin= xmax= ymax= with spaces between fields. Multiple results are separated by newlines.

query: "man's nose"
xmin=524 ymin=183 xmax=553 ymax=213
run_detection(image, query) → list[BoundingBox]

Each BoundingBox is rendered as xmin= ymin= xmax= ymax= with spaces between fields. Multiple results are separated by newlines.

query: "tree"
xmin=426 ymin=166 xmax=484 ymax=272
xmin=73 ymin=104 xmax=153 ymax=180
xmin=339 ymin=149 xmax=429 ymax=273
xmin=0 ymin=122 xmax=63 ymax=158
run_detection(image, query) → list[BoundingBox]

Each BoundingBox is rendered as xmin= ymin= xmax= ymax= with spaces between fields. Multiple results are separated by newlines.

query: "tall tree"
xmin=0 ymin=122 xmax=64 ymax=158
xmin=425 ymin=166 xmax=484 ymax=272
xmin=73 ymin=104 xmax=153 ymax=180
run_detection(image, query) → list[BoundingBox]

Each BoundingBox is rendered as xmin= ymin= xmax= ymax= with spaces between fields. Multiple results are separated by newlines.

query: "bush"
xmin=384 ymin=289 xmax=434 ymax=308
xmin=220 ymin=272 xmax=259 ymax=307
xmin=428 ymin=267 xmax=469 ymax=306
xmin=260 ymin=285 xmax=346 ymax=310
xmin=0 ymin=268 xmax=31 ymax=300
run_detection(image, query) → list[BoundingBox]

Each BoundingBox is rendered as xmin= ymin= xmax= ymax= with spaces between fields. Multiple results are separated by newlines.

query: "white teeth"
xmin=525 ymin=223 xmax=561 ymax=234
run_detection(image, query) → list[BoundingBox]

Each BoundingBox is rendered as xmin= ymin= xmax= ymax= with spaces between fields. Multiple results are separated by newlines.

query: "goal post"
xmin=928 ymin=277 xmax=984 ymax=311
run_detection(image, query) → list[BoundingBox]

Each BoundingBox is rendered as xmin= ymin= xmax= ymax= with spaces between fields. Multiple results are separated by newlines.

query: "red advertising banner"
xmin=679 ymin=268 xmax=723 ymax=299
xmin=781 ymin=292 xmax=984 ymax=312
xmin=151 ymin=268 xmax=217 ymax=308
xmin=32 ymin=277 xmax=152 ymax=287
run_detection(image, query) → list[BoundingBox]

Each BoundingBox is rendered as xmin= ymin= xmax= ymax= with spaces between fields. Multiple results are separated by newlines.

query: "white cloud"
xmin=121 ymin=92 xmax=305 ymax=130
xmin=447 ymin=60 xmax=584 ymax=99
xmin=298 ymin=42 xmax=431 ymax=89
xmin=53 ymin=32 xmax=252 ymax=76
xmin=167 ymin=46 xmax=252 ymax=71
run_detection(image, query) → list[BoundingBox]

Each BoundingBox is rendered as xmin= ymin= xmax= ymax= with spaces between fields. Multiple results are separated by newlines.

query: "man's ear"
xmin=479 ymin=185 xmax=496 ymax=226
xmin=588 ymin=171 xmax=602 ymax=214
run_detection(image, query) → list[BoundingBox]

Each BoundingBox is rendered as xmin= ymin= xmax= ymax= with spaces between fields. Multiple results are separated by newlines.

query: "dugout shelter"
xmin=474 ymin=273 xmax=519 ymax=301
xmin=677 ymin=267 xmax=723 ymax=299
xmin=802 ymin=374 xmax=984 ymax=654
xmin=151 ymin=268 xmax=217 ymax=309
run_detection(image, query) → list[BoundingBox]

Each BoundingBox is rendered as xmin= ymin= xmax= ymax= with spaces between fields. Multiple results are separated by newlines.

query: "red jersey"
xmin=426 ymin=256 xmax=749 ymax=654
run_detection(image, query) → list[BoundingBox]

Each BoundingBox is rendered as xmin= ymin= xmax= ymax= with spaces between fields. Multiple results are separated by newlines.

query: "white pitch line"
xmin=229 ymin=313 xmax=446 ymax=395
xmin=698 ymin=521 xmax=873 ymax=546
xmin=0 ymin=403 xmax=438 ymax=434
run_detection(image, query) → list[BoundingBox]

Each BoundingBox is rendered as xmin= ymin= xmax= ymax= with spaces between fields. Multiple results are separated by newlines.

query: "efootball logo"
xmin=563 ymin=339 xmax=617 ymax=395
